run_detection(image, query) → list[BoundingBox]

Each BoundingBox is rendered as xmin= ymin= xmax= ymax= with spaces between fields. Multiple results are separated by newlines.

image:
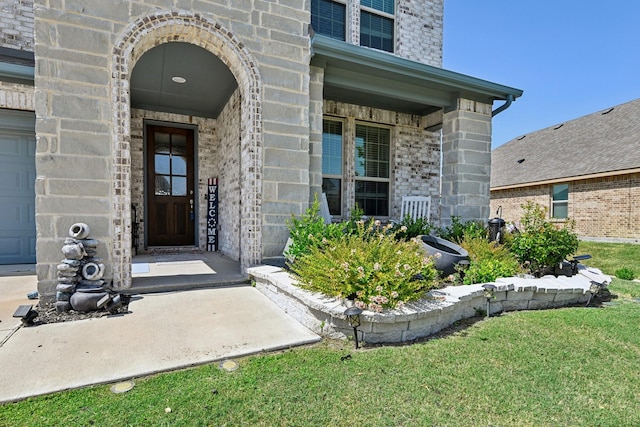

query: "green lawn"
xmin=1 ymin=242 xmax=639 ymax=426
xmin=578 ymin=240 xmax=640 ymax=278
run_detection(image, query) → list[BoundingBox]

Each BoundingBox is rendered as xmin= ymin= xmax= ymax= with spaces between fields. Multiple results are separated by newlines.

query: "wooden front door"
xmin=146 ymin=125 xmax=195 ymax=246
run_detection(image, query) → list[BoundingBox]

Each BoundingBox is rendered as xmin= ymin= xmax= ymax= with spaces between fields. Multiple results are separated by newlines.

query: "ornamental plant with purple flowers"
xmin=289 ymin=218 xmax=438 ymax=312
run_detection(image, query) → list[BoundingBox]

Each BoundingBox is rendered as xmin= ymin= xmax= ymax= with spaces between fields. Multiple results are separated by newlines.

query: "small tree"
xmin=510 ymin=201 xmax=578 ymax=277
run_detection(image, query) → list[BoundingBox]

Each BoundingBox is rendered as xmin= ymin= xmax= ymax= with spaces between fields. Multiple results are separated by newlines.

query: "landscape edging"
xmin=248 ymin=265 xmax=610 ymax=344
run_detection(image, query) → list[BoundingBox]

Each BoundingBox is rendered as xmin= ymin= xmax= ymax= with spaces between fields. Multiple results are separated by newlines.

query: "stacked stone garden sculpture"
xmin=56 ymin=223 xmax=122 ymax=313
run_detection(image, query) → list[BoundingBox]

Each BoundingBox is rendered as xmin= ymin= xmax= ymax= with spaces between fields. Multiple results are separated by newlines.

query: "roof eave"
xmin=310 ymin=34 xmax=523 ymax=111
xmin=491 ymin=167 xmax=640 ymax=191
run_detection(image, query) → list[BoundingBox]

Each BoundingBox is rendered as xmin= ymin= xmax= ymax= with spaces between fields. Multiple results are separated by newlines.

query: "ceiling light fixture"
xmin=171 ymin=76 xmax=187 ymax=84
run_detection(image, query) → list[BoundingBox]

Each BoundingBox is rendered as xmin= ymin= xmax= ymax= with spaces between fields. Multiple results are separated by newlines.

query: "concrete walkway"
xmin=0 ymin=274 xmax=320 ymax=403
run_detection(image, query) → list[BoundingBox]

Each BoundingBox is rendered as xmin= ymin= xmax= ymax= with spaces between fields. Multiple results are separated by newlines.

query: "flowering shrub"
xmin=289 ymin=219 xmax=438 ymax=312
xmin=391 ymin=215 xmax=432 ymax=241
xmin=510 ymin=201 xmax=578 ymax=277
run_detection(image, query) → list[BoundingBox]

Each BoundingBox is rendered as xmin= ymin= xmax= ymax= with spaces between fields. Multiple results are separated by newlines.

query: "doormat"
xmin=132 ymin=263 xmax=150 ymax=274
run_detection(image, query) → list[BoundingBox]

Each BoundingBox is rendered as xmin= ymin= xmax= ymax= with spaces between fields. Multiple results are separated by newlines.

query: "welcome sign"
xmin=207 ymin=177 xmax=218 ymax=251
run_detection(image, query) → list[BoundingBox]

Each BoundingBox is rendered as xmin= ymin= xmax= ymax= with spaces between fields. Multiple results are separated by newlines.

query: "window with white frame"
xmin=359 ymin=0 xmax=395 ymax=52
xmin=321 ymin=120 xmax=344 ymax=215
xmin=552 ymin=183 xmax=569 ymax=218
xmin=311 ymin=0 xmax=347 ymax=41
xmin=355 ymin=124 xmax=390 ymax=217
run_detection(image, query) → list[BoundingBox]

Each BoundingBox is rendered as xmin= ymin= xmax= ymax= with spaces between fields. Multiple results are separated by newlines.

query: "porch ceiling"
xmin=130 ymin=42 xmax=238 ymax=119
xmin=311 ymin=34 xmax=523 ymax=116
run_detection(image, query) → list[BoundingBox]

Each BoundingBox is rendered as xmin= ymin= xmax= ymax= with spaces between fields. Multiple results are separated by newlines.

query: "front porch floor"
xmin=131 ymin=251 xmax=247 ymax=293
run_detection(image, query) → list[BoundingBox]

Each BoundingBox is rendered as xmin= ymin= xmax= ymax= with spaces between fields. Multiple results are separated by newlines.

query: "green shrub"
xmin=615 ymin=267 xmax=636 ymax=281
xmin=459 ymin=235 xmax=521 ymax=285
xmin=391 ymin=215 xmax=432 ymax=241
xmin=509 ymin=201 xmax=579 ymax=277
xmin=438 ymin=216 xmax=487 ymax=243
xmin=289 ymin=219 xmax=438 ymax=312
xmin=285 ymin=195 xmax=343 ymax=261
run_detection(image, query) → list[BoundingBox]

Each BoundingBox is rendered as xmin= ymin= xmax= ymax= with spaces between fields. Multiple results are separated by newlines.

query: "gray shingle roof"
xmin=491 ymin=97 xmax=640 ymax=188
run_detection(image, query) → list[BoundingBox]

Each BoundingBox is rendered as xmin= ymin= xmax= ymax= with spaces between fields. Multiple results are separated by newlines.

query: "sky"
xmin=443 ymin=1 xmax=640 ymax=148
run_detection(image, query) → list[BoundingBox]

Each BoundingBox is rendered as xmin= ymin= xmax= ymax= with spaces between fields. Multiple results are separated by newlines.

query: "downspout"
xmin=491 ymin=94 xmax=514 ymax=117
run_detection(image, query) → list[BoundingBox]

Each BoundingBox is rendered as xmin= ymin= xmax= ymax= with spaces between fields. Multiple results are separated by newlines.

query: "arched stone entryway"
xmin=110 ymin=11 xmax=262 ymax=288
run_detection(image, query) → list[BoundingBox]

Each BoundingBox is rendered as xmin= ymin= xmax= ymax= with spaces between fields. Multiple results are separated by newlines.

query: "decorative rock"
xmin=69 ymin=223 xmax=90 ymax=239
xmin=62 ymin=242 xmax=86 ymax=260
xmin=78 ymin=279 xmax=105 ymax=288
xmin=56 ymin=291 xmax=71 ymax=302
xmin=55 ymin=301 xmax=72 ymax=313
xmin=82 ymin=262 xmax=105 ymax=281
xmin=81 ymin=239 xmax=99 ymax=248
xmin=56 ymin=283 xmax=76 ymax=293
xmin=57 ymin=276 xmax=80 ymax=284
xmin=57 ymin=263 xmax=79 ymax=273
xmin=62 ymin=259 xmax=82 ymax=267
xmin=85 ymin=249 xmax=98 ymax=257
xmin=57 ymin=270 xmax=78 ymax=278
xmin=70 ymin=291 xmax=109 ymax=312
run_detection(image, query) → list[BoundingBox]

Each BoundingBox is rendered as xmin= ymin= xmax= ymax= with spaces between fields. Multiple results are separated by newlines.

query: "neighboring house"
xmin=491 ymin=98 xmax=640 ymax=242
xmin=0 ymin=0 xmax=522 ymax=301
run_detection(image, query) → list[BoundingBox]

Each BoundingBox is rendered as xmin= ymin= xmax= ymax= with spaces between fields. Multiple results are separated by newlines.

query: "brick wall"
xmin=0 ymin=0 xmax=33 ymax=51
xmin=490 ymin=172 xmax=640 ymax=240
xmin=323 ymin=100 xmax=440 ymax=221
xmin=340 ymin=0 xmax=443 ymax=67
xmin=0 ymin=80 xmax=33 ymax=110
xmin=396 ymin=0 xmax=443 ymax=66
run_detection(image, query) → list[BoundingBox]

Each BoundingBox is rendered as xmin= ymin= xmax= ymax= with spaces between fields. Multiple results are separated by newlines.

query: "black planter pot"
xmin=419 ymin=235 xmax=470 ymax=277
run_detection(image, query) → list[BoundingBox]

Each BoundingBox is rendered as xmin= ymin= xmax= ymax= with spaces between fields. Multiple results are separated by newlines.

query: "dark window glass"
xmin=361 ymin=0 xmax=395 ymax=14
xmin=322 ymin=120 xmax=343 ymax=175
xmin=322 ymin=120 xmax=343 ymax=215
xmin=355 ymin=181 xmax=389 ymax=217
xmin=360 ymin=11 xmax=394 ymax=52
xmin=355 ymin=125 xmax=390 ymax=178
xmin=354 ymin=124 xmax=390 ymax=216
xmin=322 ymin=178 xmax=342 ymax=216
xmin=311 ymin=0 xmax=346 ymax=41
xmin=552 ymin=183 xmax=569 ymax=218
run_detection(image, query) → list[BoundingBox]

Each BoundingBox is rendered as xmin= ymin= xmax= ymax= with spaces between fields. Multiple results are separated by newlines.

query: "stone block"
xmin=532 ymin=291 xmax=556 ymax=302
xmin=527 ymin=300 xmax=549 ymax=310
xmin=402 ymin=327 xmax=433 ymax=342
xmin=364 ymin=330 xmax=404 ymax=344
xmin=372 ymin=320 xmax=408 ymax=334
xmin=553 ymin=291 xmax=584 ymax=302
xmin=506 ymin=290 xmax=534 ymax=301
xmin=502 ymin=299 xmax=529 ymax=312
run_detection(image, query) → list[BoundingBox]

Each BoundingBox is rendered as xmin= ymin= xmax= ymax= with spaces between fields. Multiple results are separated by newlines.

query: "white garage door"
xmin=0 ymin=109 xmax=36 ymax=264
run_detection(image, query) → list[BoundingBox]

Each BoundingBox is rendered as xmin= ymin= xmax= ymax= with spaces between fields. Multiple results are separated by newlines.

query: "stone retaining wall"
xmin=248 ymin=265 xmax=610 ymax=344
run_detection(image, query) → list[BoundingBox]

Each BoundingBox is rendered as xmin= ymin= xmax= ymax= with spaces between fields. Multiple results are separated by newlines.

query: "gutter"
xmin=492 ymin=94 xmax=514 ymax=117
xmin=0 ymin=62 xmax=34 ymax=82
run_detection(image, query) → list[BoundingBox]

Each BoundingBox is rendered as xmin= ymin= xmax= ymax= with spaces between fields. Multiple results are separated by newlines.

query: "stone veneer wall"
xmin=322 ymin=100 xmax=440 ymax=221
xmin=491 ymin=172 xmax=640 ymax=241
xmin=34 ymin=2 xmax=311 ymax=296
xmin=0 ymin=0 xmax=33 ymax=51
xmin=249 ymin=265 xmax=609 ymax=344
xmin=441 ymin=98 xmax=493 ymax=223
